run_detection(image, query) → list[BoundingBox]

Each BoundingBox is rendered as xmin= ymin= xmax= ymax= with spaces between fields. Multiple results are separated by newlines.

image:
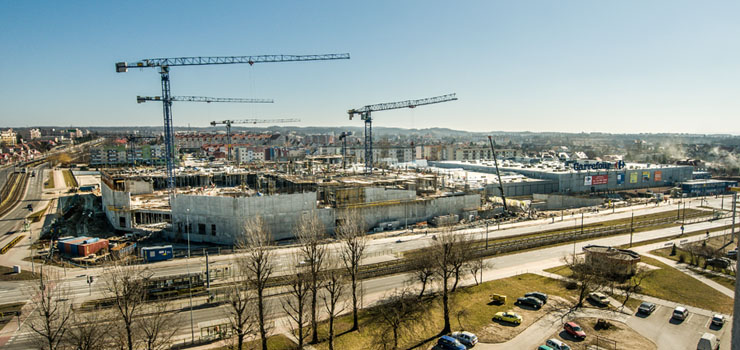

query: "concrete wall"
xmin=484 ymin=180 xmax=559 ymax=197
xmin=364 ymin=187 xmax=415 ymax=203
xmin=171 ymin=192 xmax=322 ymax=243
xmin=531 ymin=193 xmax=603 ymax=210
xmin=101 ymin=181 xmax=133 ymax=230
xmin=169 ymin=190 xmax=480 ymax=245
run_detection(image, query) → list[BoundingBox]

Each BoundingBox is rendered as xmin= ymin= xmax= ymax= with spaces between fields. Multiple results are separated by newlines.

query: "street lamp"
xmin=185 ymin=208 xmax=194 ymax=343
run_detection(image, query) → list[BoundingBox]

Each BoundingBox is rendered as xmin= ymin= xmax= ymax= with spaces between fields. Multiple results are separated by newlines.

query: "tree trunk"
xmin=328 ymin=314 xmax=335 ymax=350
xmin=237 ymin=333 xmax=244 ymax=350
xmin=393 ymin=326 xmax=399 ymax=350
xmin=442 ymin=274 xmax=451 ymax=334
xmin=418 ymin=278 xmax=427 ymax=299
xmin=311 ymin=284 xmax=318 ymax=344
xmin=259 ymin=288 xmax=267 ymax=350
xmin=451 ymin=271 xmax=460 ymax=293
xmin=351 ymin=274 xmax=359 ymax=331
xmin=127 ymin=324 xmax=133 ymax=350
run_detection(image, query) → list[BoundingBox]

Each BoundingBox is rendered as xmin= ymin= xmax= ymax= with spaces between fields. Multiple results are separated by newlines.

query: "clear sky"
xmin=1 ymin=1 xmax=738 ymax=134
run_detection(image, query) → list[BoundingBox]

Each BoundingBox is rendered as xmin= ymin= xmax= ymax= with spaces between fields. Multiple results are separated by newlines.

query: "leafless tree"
xmin=135 ymin=301 xmax=181 ymax=350
xmin=336 ymin=209 xmax=367 ymax=331
xmin=450 ymin=235 xmax=473 ymax=292
xmin=408 ymin=253 xmax=435 ymax=299
xmin=281 ymin=258 xmax=311 ymax=350
xmin=321 ymin=259 xmax=345 ymax=350
xmin=102 ymin=263 xmax=151 ymax=350
xmin=296 ymin=212 xmax=327 ymax=344
xmin=237 ymin=215 xmax=274 ymax=350
xmin=368 ymin=289 xmax=424 ymax=350
xmin=64 ymin=308 xmax=112 ymax=350
xmin=431 ymin=231 xmax=459 ymax=334
xmin=467 ymin=258 xmax=492 ymax=286
xmin=223 ymin=275 xmax=256 ymax=350
xmin=618 ymin=266 xmax=654 ymax=311
xmin=27 ymin=268 xmax=73 ymax=350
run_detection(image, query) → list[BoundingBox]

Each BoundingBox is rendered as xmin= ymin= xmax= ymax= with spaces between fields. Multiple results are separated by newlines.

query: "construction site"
xmin=101 ymin=164 xmax=482 ymax=244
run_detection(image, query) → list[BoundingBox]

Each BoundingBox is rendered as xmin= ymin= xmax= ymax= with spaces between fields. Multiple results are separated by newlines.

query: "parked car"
xmin=727 ymin=249 xmax=737 ymax=259
xmin=493 ymin=311 xmax=522 ymax=325
xmin=435 ymin=335 xmax=467 ymax=350
xmin=515 ymin=296 xmax=542 ymax=309
xmin=545 ymin=338 xmax=572 ymax=350
xmin=588 ymin=292 xmax=609 ymax=306
xmin=537 ymin=346 xmax=554 ymax=350
xmin=707 ymin=257 xmax=731 ymax=269
xmin=711 ymin=314 xmax=726 ymax=327
xmin=637 ymin=301 xmax=656 ymax=315
xmin=697 ymin=332 xmax=720 ymax=350
xmin=673 ymin=306 xmax=689 ymax=321
xmin=450 ymin=331 xmax=478 ymax=347
xmin=563 ymin=321 xmax=586 ymax=340
xmin=525 ymin=291 xmax=548 ymax=304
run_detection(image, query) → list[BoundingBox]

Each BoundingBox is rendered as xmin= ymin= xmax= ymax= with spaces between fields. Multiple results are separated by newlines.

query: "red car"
xmin=563 ymin=322 xmax=586 ymax=340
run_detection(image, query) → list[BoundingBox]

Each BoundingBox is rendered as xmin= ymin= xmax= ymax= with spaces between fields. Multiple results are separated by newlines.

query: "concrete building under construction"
xmin=101 ymin=167 xmax=481 ymax=244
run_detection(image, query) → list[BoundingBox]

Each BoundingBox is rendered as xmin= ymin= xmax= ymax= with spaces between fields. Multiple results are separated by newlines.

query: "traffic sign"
xmin=730 ymin=187 xmax=740 ymax=192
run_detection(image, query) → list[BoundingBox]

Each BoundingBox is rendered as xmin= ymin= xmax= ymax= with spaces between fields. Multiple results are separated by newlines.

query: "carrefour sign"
xmin=572 ymin=160 xmax=625 ymax=171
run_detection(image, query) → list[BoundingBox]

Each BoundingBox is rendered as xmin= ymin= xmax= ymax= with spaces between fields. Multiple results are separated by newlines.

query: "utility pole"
xmin=629 ymin=212 xmax=634 ymax=248
xmin=731 ymin=188 xmax=739 ymax=350
xmin=485 ymin=222 xmax=489 ymax=250
xmin=185 ymin=209 xmax=194 ymax=344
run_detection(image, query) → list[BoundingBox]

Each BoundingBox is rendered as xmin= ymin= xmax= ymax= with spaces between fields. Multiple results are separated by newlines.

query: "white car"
xmin=588 ymin=292 xmax=609 ymax=305
xmin=672 ymin=306 xmax=689 ymax=320
xmin=711 ymin=314 xmax=726 ymax=327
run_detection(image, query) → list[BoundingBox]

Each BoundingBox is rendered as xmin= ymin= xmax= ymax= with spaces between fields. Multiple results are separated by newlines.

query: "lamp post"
xmin=185 ymin=208 xmax=194 ymax=343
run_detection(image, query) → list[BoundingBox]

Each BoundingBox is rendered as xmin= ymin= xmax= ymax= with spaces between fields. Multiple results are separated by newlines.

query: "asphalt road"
xmin=0 ymin=163 xmax=46 ymax=242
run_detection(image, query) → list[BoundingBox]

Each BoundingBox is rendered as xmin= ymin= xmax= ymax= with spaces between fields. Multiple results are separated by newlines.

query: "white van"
xmin=546 ymin=338 xmax=571 ymax=350
xmin=697 ymin=333 xmax=719 ymax=350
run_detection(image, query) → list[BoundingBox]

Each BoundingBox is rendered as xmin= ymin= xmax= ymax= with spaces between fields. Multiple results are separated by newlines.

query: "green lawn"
xmin=43 ymin=172 xmax=54 ymax=189
xmin=652 ymin=246 xmax=736 ymax=277
xmin=62 ymin=169 xmax=78 ymax=188
xmin=305 ymin=273 xmax=576 ymax=350
xmin=0 ymin=265 xmax=39 ymax=281
xmin=546 ymin=257 xmax=734 ymax=315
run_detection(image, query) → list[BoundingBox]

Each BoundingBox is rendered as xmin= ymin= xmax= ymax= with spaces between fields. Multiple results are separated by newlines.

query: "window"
xmin=211 ymin=224 xmax=217 ymax=236
xmin=119 ymin=217 xmax=126 ymax=228
xmin=198 ymin=223 xmax=206 ymax=235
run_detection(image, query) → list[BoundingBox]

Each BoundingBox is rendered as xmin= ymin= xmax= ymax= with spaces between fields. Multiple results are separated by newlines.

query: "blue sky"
xmin=1 ymin=1 xmax=738 ymax=134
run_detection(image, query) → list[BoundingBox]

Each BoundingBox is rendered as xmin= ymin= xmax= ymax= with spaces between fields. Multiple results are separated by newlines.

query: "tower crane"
xmin=487 ymin=135 xmax=509 ymax=214
xmin=115 ymin=53 xmax=350 ymax=198
xmin=209 ymin=118 xmax=301 ymax=162
xmin=338 ymin=131 xmax=353 ymax=170
xmin=137 ymin=96 xmax=273 ymax=104
xmin=348 ymin=93 xmax=457 ymax=174
xmin=125 ymin=135 xmax=157 ymax=169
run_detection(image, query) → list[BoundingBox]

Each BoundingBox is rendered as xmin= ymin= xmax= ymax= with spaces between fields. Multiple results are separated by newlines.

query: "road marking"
xmin=685 ymin=314 xmax=694 ymax=324
xmin=704 ymin=317 xmax=712 ymax=328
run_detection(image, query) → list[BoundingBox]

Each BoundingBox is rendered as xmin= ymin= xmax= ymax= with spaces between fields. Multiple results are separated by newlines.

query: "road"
xmin=0 ymin=163 xmax=47 ymax=242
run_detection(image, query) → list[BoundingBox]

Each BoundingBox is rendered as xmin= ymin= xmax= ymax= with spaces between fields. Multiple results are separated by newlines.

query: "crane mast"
xmin=209 ymin=118 xmax=301 ymax=163
xmin=488 ymin=135 xmax=509 ymax=213
xmin=348 ymin=93 xmax=457 ymax=174
xmin=338 ymin=131 xmax=353 ymax=170
xmin=115 ymin=53 xmax=349 ymax=199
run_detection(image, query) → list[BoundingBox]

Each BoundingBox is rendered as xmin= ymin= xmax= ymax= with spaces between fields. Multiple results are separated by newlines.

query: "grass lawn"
xmin=546 ymin=257 xmax=734 ymax=314
xmin=306 ymin=273 xmax=576 ymax=350
xmin=0 ymin=265 xmax=39 ymax=281
xmin=62 ymin=169 xmax=77 ymax=188
xmin=0 ymin=302 xmax=26 ymax=329
xmin=27 ymin=201 xmax=52 ymax=223
xmin=617 ymin=225 xmax=734 ymax=250
xmin=211 ymin=334 xmax=295 ymax=350
xmin=43 ymin=172 xmax=54 ymax=189
xmin=652 ymin=246 xmax=736 ymax=277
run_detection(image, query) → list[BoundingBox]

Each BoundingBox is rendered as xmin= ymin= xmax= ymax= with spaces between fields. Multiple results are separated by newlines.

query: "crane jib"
xmin=119 ymin=54 xmax=350 ymax=69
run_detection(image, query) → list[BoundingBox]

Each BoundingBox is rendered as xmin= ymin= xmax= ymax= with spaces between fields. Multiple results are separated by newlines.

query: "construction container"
xmin=141 ymin=245 xmax=173 ymax=262
xmin=57 ymin=236 xmax=109 ymax=257
xmin=111 ymin=242 xmax=137 ymax=260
